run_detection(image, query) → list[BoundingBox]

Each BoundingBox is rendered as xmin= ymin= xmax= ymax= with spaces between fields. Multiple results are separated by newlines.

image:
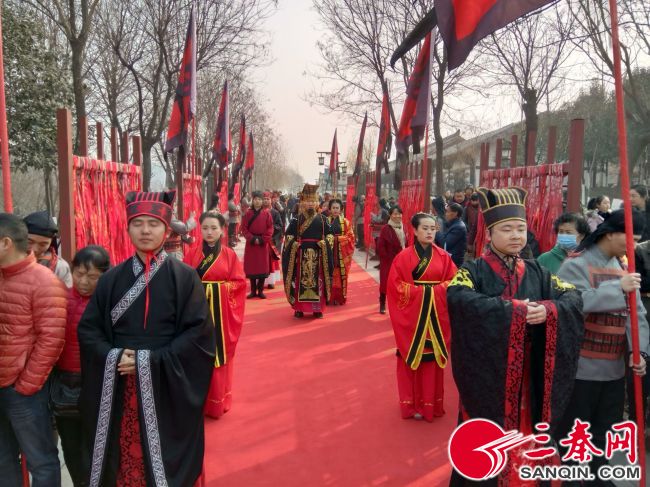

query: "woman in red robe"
xmin=386 ymin=212 xmax=457 ymax=422
xmin=241 ymin=190 xmax=274 ymax=299
xmin=185 ymin=212 xmax=246 ymax=419
xmin=377 ymin=206 xmax=406 ymax=314
xmin=327 ymin=198 xmax=355 ymax=305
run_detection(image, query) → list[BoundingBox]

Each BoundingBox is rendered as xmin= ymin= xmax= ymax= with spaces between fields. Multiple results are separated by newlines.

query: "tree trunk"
xmin=522 ymin=87 xmax=538 ymax=162
xmin=141 ymin=140 xmax=154 ymax=191
xmin=70 ymin=39 xmax=86 ymax=151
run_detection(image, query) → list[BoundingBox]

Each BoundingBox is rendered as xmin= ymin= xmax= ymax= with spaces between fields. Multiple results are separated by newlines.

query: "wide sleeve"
xmin=338 ymin=218 xmax=356 ymax=257
xmin=446 ymin=262 xmax=529 ymax=423
xmin=143 ymin=269 xmax=216 ymax=413
xmin=15 ymin=276 xmax=67 ymax=395
xmin=220 ymin=250 xmax=247 ymax=360
xmin=376 ymin=226 xmax=391 ymax=260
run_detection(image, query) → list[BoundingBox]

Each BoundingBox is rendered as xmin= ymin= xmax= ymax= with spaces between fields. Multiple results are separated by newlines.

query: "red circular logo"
xmin=448 ymin=419 xmax=516 ymax=480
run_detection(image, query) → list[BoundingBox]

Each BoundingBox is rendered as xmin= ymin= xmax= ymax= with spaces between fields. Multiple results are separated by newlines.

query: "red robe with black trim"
xmin=328 ymin=215 xmax=355 ymax=304
xmin=386 ymin=242 xmax=456 ymax=422
xmin=184 ymin=242 xmax=246 ymax=418
xmin=241 ymin=208 xmax=274 ymax=278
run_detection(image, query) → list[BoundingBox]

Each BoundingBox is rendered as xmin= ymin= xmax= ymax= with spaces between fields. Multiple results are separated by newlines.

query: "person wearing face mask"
xmin=537 ymin=213 xmax=590 ymax=274
xmin=556 ymin=209 xmax=648 ymax=482
xmin=184 ymin=212 xmax=246 ymax=419
xmin=386 ymin=213 xmax=457 ymax=422
xmin=447 ymin=187 xmax=584 ymax=487
xmin=282 ymin=184 xmax=334 ymax=319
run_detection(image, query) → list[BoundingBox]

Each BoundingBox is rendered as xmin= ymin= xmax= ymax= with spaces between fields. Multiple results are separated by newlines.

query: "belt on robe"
xmin=299 ymin=238 xmax=321 ymax=243
xmin=204 ymin=281 xmax=227 ymax=367
xmin=413 ymin=280 xmax=441 ymax=285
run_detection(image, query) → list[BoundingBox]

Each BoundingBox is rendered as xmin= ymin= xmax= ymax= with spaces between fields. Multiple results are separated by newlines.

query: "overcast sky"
xmin=252 ymin=0 xmax=359 ymax=185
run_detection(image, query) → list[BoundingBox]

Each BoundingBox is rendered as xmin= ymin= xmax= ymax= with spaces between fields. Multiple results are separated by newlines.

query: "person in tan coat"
xmin=0 ymin=213 xmax=67 ymax=486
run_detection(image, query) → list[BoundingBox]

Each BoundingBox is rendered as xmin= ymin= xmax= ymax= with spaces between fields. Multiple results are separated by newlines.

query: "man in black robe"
xmin=78 ymin=190 xmax=215 ymax=487
xmin=282 ymin=183 xmax=334 ymax=319
xmin=446 ymin=187 xmax=584 ymax=486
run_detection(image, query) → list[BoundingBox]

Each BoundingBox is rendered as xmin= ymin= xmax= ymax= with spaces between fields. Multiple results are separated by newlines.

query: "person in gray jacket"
xmin=557 ymin=209 xmax=648 ymax=481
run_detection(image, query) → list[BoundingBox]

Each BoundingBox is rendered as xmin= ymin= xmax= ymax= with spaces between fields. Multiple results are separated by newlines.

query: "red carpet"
xmin=204 ymin=261 xmax=458 ymax=486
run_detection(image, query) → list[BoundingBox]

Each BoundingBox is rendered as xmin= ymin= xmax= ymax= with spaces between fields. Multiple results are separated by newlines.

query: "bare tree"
xmin=97 ymin=0 xmax=275 ymax=190
xmin=313 ymin=0 xmax=479 ymax=194
xmin=24 ymin=0 xmax=101 ymax=145
xmin=568 ymin=0 xmax=650 ymax=177
xmin=482 ymin=3 xmax=575 ymax=161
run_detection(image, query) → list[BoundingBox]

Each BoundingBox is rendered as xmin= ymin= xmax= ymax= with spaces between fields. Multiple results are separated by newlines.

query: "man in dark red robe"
xmin=78 ymin=190 xmax=216 ymax=486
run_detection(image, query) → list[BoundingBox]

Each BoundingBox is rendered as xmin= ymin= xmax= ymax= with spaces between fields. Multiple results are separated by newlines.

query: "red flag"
xmin=376 ymin=91 xmax=392 ymax=194
xmin=396 ymin=32 xmax=432 ymax=156
xmin=437 ymin=0 xmax=555 ymax=70
xmin=353 ymin=113 xmax=367 ymax=178
xmin=230 ymin=114 xmax=246 ymax=190
xmin=391 ymin=1 xmax=555 ymax=72
xmin=329 ymin=129 xmax=338 ymax=180
xmin=243 ymin=131 xmax=255 ymax=193
xmin=164 ymin=9 xmax=196 ymax=153
xmin=212 ymin=81 xmax=231 ymax=169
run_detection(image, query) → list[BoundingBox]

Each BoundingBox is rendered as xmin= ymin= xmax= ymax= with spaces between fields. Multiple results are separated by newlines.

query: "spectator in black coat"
xmin=435 ymin=202 xmax=467 ymax=267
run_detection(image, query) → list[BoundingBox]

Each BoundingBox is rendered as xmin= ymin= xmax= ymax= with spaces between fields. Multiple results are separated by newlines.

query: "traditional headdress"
xmin=262 ymin=191 xmax=272 ymax=198
xmin=476 ymin=187 xmax=528 ymax=229
xmin=125 ymin=191 xmax=176 ymax=227
xmin=299 ymin=183 xmax=319 ymax=203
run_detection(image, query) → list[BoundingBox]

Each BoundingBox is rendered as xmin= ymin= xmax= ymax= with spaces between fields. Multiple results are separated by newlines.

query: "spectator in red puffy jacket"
xmin=55 ymin=245 xmax=110 ymax=487
xmin=0 ymin=213 xmax=66 ymax=486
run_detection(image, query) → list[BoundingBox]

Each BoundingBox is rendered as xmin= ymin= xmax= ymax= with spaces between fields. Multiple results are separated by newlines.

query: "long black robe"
xmin=447 ymin=249 xmax=583 ymax=486
xmin=282 ymin=213 xmax=334 ymax=307
xmin=78 ymin=251 xmax=216 ymax=487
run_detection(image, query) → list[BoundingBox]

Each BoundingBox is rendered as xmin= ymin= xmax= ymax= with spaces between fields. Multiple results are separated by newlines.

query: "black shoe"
xmin=379 ymin=294 xmax=386 ymax=314
xmin=247 ymin=292 xmax=257 ymax=299
xmin=294 ymin=311 xmax=304 ymax=318
xmin=267 ymin=284 xmax=275 ymax=289
xmin=374 ymin=264 xmax=380 ymax=269
xmin=258 ymin=290 xmax=267 ymax=299
xmin=313 ymin=312 xmax=323 ymax=319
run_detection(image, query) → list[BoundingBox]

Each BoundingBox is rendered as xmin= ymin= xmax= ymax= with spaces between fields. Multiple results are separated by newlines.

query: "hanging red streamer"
xmin=345 ymin=184 xmax=355 ymax=222
xmin=397 ymin=179 xmax=423 ymax=246
xmin=73 ymin=157 xmax=141 ymax=265
xmin=182 ymin=172 xmax=203 ymax=256
xmin=475 ymin=163 xmax=565 ymax=257
xmin=363 ymin=181 xmax=377 ymax=249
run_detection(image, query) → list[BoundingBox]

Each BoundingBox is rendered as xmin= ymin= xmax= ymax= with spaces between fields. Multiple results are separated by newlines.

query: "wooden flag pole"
xmin=0 ymin=9 xmax=13 ymax=212
xmin=608 ymin=0 xmax=645 ymax=483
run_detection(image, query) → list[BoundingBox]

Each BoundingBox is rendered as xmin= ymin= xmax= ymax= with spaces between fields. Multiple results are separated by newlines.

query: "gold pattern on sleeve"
xmin=449 ymin=268 xmax=474 ymax=289
xmin=397 ymin=281 xmax=411 ymax=310
xmin=551 ymin=274 xmax=576 ymax=292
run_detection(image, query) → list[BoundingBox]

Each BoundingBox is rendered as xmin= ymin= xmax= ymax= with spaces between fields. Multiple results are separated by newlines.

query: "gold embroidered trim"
xmin=284 ymin=241 xmax=299 ymax=305
xmin=397 ymin=281 xmax=411 ymax=310
xmin=318 ymin=239 xmax=332 ymax=301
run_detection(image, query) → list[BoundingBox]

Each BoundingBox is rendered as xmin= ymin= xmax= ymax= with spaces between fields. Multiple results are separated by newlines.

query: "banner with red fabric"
xmin=231 ymin=114 xmax=246 ymax=191
xmin=397 ymin=179 xmax=422 ymax=246
xmin=353 ymin=113 xmax=367 ymax=179
xmin=73 ymin=157 xmax=141 ymax=265
xmin=396 ymin=32 xmax=432 ymax=156
xmin=376 ymin=91 xmax=392 ymax=194
xmin=436 ymin=0 xmax=556 ymax=70
xmin=243 ymin=132 xmax=254 ymax=193
xmin=182 ymin=172 xmax=203 ymax=256
xmin=345 ymin=184 xmax=355 ymax=222
xmin=474 ymin=163 xmax=565 ymax=257
xmin=164 ymin=8 xmax=196 ymax=153
xmin=363 ymin=182 xmax=377 ymax=249
xmin=329 ymin=129 xmax=339 ymax=183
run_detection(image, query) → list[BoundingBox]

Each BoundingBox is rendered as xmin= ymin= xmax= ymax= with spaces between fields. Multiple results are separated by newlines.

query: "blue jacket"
xmin=435 ymin=217 xmax=467 ymax=267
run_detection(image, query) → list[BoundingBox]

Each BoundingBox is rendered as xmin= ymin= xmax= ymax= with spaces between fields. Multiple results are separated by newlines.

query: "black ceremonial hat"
xmin=125 ymin=190 xmax=176 ymax=226
xmin=476 ymin=187 xmax=528 ymax=229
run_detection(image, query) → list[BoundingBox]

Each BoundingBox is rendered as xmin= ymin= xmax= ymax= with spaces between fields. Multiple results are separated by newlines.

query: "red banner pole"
xmin=608 ymin=0 xmax=645 ymax=483
xmin=0 ymin=10 xmax=13 ymax=212
xmin=422 ymin=123 xmax=431 ymax=213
